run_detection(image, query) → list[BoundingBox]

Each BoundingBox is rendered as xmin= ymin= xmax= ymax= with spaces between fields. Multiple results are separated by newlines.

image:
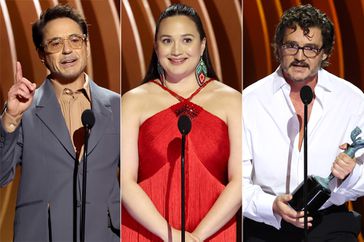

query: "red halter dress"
xmin=122 ymin=80 xmax=236 ymax=241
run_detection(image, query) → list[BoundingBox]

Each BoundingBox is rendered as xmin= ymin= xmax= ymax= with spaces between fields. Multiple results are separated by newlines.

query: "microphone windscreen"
xmin=300 ymin=85 xmax=314 ymax=105
xmin=178 ymin=115 xmax=192 ymax=135
xmin=81 ymin=109 xmax=95 ymax=129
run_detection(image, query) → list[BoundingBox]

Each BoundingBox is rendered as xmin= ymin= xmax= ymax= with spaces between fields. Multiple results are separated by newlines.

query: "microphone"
xmin=177 ymin=114 xmax=191 ymax=242
xmin=178 ymin=115 xmax=191 ymax=135
xmin=81 ymin=109 xmax=95 ymax=129
xmin=300 ymin=85 xmax=313 ymax=105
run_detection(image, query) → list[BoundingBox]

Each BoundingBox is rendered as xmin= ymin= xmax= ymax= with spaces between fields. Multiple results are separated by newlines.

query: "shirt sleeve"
xmin=243 ymin=158 xmax=282 ymax=228
xmin=243 ymin=115 xmax=282 ymax=229
xmin=329 ymin=163 xmax=364 ymax=204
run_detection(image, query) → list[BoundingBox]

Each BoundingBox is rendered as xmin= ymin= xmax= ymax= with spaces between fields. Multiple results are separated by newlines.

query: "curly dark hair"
xmin=273 ymin=4 xmax=334 ymax=67
xmin=142 ymin=3 xmax=218 ymax=83
xmin=32 ymin=4 xmax=88 ymax=51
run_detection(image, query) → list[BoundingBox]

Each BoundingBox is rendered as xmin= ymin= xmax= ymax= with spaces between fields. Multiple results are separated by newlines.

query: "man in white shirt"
xmin=243 ymin=4 xmax=364 ymax=241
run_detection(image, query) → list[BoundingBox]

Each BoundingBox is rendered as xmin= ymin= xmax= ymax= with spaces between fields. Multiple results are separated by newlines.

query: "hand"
xmin=6 ymin=61 xmax=36 ymax=117
xmin=169 ymin=228 xmax=201 ymax=242
xmin=331 ymin=144 xmax=356 ymax=180
xmin=272 ymin=194 xmax=312 ymax=229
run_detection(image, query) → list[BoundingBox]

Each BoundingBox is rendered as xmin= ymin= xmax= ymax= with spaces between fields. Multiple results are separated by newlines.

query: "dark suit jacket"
xmin=0 ymin=79 xmax=120 ymax=241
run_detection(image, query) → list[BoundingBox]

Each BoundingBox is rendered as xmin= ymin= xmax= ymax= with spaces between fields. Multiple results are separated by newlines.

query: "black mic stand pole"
xmin=181 ymin=131 xmax=186 ymax=242
xmin=80 ymin=109 xmax=95 ymax=242
xmin=80 ymin=125 xmax=90 ymax=242
xmin=303 ymin=98 xmax=308 ymax=242
xmin=300 ymin=85 xmax=313 ymax=242
xmin=178 ymin=115 xmax=191 ymax=242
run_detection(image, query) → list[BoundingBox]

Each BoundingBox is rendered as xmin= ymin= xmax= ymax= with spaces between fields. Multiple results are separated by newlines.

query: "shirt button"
xmin=63 ymin=88 xmax=73 ymax=95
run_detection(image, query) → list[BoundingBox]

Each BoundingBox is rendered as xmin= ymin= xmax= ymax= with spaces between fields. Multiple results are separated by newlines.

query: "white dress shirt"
xmin=243 ymin=67 xmax=364 ymax=229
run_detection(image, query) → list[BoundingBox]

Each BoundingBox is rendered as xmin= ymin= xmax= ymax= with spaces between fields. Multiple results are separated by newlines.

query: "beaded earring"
xmin=195 ymin=57 xmax=207 ymax=86
xmin=157 ymin=62 xmax=166 ymax=86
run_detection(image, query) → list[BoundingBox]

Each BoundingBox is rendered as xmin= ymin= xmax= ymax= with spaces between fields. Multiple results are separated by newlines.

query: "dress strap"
xmin=150 ymin=79 xmax=214 ymax=102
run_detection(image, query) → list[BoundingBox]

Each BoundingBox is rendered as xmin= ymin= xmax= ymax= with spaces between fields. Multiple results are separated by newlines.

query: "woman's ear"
xmin=154 ymin=41 xmax=158 ymax=53
xmin=200 ymin=38 xmax=206 ymax=56
xmin=154 ymin=41 xmax=160 ymax=59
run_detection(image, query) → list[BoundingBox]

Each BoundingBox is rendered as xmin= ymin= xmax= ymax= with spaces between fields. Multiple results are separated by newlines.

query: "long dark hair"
xmin=273 ymin=4 xmax=334 ymax=68
xmin=142 ymin=3 xmax=218 ymax=83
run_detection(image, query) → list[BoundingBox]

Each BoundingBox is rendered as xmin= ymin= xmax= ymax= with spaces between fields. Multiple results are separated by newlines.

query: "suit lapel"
xmin=34 ymin=80 xmax=76 ymax=159
xmin=87 ymin=80 xmax=112 ymax=155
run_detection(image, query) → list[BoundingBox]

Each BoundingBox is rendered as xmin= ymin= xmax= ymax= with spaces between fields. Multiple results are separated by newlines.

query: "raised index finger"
xmin=15 ymin=61 xmax=23 ymax=84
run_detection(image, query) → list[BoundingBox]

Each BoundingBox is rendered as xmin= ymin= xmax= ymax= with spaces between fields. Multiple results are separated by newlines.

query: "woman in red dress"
xmin=122 ymin=3 xmax=241 ymax=241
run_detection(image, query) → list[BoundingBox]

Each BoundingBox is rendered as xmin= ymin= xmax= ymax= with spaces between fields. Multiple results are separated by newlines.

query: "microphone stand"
xmin=80 ymin=126 xmax=90 ymax=242
xmin=80 ymin=109 xmax=95 ymax=242
xmin=303 ymin=97 xmax=308 ymax=242
xmin=178 ymin=115 xmax=192 ymax=242
xmin=299 ymin=85 xmax=313 ymax=242
xmin=181 ymin=131 xmax=186 ymax=242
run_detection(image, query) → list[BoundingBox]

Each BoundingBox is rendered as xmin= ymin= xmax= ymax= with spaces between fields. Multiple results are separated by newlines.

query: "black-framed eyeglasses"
xmin=281 ymin=43 xmax=323 ymax=58
xmin=41 ymin=34 xmax=87 ymax=53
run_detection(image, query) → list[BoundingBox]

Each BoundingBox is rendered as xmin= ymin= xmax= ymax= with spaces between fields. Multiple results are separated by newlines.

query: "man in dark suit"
xmin=0 ymin=5 xmax=120 ymax=241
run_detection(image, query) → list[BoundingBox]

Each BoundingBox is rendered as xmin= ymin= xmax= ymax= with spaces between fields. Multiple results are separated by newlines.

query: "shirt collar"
xmin=51 ymin=73 xmax=91 ymax=100
xmin=272 ymin=66 xmax=334 ymax=94
xmin=272 ymin=66 xmax=288 ymax=94
xmin=316 ymin=69 xmax=334 ymax=93
xmin=272 ymin=67 xmax=334 ymax=109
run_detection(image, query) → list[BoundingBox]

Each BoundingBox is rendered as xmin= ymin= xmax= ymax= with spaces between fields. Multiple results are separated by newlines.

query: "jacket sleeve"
xmin=0 ymin=119 xmax=23 ymax=187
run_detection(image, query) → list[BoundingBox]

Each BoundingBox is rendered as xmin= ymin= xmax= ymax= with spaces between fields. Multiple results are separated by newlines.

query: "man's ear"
xmin=38 ymin=49 xmax=45 ymax=63
xmin=86 ymin=40 xmax=91 ymax=57
xmin=322 ymin=52 xmax=328 ymax=62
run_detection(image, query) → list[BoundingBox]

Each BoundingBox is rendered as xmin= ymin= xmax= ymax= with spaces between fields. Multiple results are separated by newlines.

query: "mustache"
xmin=290 ymin=61 xmax=309 ymax=68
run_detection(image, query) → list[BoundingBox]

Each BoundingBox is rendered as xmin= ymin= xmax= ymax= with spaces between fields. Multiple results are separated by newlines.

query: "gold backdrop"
xmin=2 ymin=0 xmax=363 ymax=240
